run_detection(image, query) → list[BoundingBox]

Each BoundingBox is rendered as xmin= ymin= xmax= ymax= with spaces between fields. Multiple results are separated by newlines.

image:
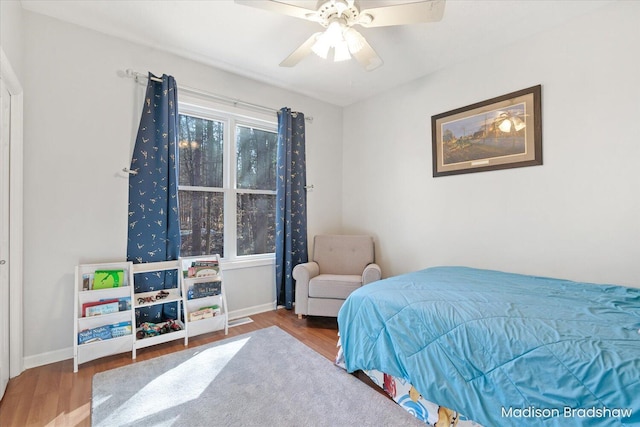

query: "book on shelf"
xmin=85 ymin=301 xmax=119 ymax=317
xmin=77 ymin=321 xmax=133 ymax=344
xmin=110 ymin=321 xmax=133 ymax=338
xmin=82 ymin=299 xmax=118 ymax=317
xmin=188 ymin=280 xmax=221 ymax=299
xmin=185 ymin=260 xmax=219 ymax=278
xmin=82 ymin=297 xmax=131 ymax=317
xmin=92 ymin=269 xmax=126 ymax=289
xmin=78 ymin=325 xmax=112 ymax=344
xmin=188 ymin=305 xmax=220 ymax=322
xmin=104 ymin=296 xmax=132 ymax=311
xmin=82 ymin=274 xmax=92 ymax=291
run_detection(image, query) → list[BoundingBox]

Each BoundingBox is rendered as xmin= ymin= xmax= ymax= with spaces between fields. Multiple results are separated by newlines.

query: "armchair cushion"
xmin=313 ymin=235 xmax=374 ymax=275
xmin=309 ymin=274 xmax=362 ymax=299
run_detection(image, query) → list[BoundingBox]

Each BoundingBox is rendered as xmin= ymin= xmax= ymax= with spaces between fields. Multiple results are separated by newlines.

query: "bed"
xmin=336 ymin=266 xmax=640 ymax=426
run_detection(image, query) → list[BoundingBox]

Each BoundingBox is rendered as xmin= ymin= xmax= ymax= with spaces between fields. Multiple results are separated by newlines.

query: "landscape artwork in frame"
xmin=431 ymin=85 xmax=542 ymax=177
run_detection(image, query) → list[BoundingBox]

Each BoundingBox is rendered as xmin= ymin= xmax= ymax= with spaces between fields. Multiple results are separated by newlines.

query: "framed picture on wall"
xmin=431 ymin=85 xmax=542 ymax=177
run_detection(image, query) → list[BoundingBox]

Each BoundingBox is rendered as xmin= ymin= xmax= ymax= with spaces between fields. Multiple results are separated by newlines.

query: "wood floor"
xmin=0 ymin=309 xmax=343 ymax=427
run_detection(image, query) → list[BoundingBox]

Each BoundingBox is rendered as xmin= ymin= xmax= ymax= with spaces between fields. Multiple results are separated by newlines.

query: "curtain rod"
xmin=124 ymin=69 xmax=312 ymax=122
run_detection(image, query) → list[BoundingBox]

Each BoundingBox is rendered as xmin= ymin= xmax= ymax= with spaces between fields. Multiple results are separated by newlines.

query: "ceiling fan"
xmin=235 ymin=0 xmax=446 ymax=71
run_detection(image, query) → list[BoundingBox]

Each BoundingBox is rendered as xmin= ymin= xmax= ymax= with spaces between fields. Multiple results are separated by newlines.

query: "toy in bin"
xmin=136 ymin=320 xmax=182 ymax=339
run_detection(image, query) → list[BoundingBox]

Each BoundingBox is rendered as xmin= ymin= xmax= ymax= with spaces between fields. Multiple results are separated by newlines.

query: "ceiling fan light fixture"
xmin=325 ymin=20 xmax=344 ymax=42
xmin=311 ymin=34 xmax=331 ymax=59
xmin=312 ymin=18 xmax=351 ymax=60
xmin=344 ymin=28 xmax=365 ymax=53
xmin=334 ymin=40 xmax=351 ymax=61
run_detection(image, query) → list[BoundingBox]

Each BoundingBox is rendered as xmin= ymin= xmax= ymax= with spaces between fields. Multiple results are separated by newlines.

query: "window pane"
xmin=179 ymin=190 xmax=224 ymax=257
xmin=236 ymin=125 xmax=277 ymax=191
xmin=237 ymin=194 xmax=276 ymax=256
xmin=179 ymin=114 xmax=224 ymax=188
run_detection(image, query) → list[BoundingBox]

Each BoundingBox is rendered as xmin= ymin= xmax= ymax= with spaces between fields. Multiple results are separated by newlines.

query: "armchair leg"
xmin=298 ymin=314 xmax=303 ymax=319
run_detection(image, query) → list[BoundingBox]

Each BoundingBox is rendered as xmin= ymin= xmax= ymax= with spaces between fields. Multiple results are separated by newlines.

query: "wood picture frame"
xmin=431 ymin=85 xmax=542 ymax=177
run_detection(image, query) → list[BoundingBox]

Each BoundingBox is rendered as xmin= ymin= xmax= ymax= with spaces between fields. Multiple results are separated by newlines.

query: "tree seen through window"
xmin=178 ymin=112 xmax=276 ymax=258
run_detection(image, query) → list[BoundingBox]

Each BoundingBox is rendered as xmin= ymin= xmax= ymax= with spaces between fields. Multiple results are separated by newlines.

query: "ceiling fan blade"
xmin=279 ymin=32 xmax=321 ymax=67
xmin=350 ymin=35 xmax=383 ymax=71
xmin=359 ymin=0 xmax=446 ymax=28
xmin=234 ymin=0 xmax=318 ymax=21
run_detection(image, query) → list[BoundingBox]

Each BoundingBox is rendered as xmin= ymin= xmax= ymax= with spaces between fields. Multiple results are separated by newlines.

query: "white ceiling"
xmin=20 ymin=0 xmax=615 ymax=106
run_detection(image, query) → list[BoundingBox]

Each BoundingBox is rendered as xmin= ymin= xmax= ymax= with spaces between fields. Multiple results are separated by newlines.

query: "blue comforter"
xmin=337 ymin=267 xmax=640 ymax=426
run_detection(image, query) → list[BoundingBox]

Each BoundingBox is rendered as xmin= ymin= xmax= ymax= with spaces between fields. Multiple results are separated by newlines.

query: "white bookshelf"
xmin=73 ymin=261 xmax=135 ymax=373
xmin=180 ymin=255 xmax=228 ymax=343
xmin=73 ymin=257 xmax=227 ymax=371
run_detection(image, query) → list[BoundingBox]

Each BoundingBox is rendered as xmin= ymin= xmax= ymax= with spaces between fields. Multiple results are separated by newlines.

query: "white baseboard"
xmin=24 ymin=347 xmax=73 ymax=371
xmin=228 ymin=300 xmax=277 ymax=320
xmin=22 ymin=300 xmax=278 ymax=370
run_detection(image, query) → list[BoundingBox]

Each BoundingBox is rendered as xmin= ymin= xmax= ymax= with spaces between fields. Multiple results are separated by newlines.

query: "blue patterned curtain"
xmin=127 ymin=73 xmax=180 ymax=325
xmin=275 ymin=108 xmax=308 ymax=309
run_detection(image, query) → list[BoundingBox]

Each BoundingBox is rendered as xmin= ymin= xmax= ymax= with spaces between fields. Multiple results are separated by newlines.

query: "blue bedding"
xmin=337 ymin=267 xmax=640 ymax=426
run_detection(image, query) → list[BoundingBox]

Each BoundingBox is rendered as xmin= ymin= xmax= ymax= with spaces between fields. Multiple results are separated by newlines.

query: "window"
xmin=178 ymin=103 xmax=277 ymax=260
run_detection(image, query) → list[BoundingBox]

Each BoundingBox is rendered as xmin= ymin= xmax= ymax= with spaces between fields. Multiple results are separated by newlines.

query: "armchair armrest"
xmin=292 ymin=261 xmax=320 ymax=283
xmin=293 ymin=262 xmax=320 ymax=316
xmin=362 ymin=263 xmax=381 ymax=285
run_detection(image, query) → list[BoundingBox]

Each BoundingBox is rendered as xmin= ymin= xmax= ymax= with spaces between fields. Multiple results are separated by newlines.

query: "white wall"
xmin=21 ymin=11 xmax=343 ymax=366
xmin=0 ymin=0 xmax=23 ymax=76
xmin=343 ymin=1 xmax=640 ymax=287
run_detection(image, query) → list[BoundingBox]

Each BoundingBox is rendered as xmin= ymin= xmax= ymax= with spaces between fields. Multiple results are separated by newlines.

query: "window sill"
xmin=220 ymin=255 xmax=275 ymax=271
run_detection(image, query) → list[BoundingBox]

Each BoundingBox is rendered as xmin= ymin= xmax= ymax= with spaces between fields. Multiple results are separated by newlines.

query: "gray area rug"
xmin=92 ymin=326 xmax=424 ymax=427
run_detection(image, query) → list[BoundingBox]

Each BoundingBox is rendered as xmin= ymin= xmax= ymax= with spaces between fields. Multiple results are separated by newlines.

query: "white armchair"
xmin=293 ymin=235 xmax=381 ymax=318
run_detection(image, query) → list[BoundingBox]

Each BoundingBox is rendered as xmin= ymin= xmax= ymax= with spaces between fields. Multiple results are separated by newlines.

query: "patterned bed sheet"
xmin=336 ymin=340 xmax=483 ymax=427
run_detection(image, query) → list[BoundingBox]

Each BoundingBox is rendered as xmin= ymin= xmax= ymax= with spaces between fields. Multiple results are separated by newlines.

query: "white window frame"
xmin=178 ymin=96 xmax=277 ymax=268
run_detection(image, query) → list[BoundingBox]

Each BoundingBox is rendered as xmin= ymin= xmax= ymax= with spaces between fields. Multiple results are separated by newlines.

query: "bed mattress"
xmin=337 ymin=266 xmax=640 ymax=426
